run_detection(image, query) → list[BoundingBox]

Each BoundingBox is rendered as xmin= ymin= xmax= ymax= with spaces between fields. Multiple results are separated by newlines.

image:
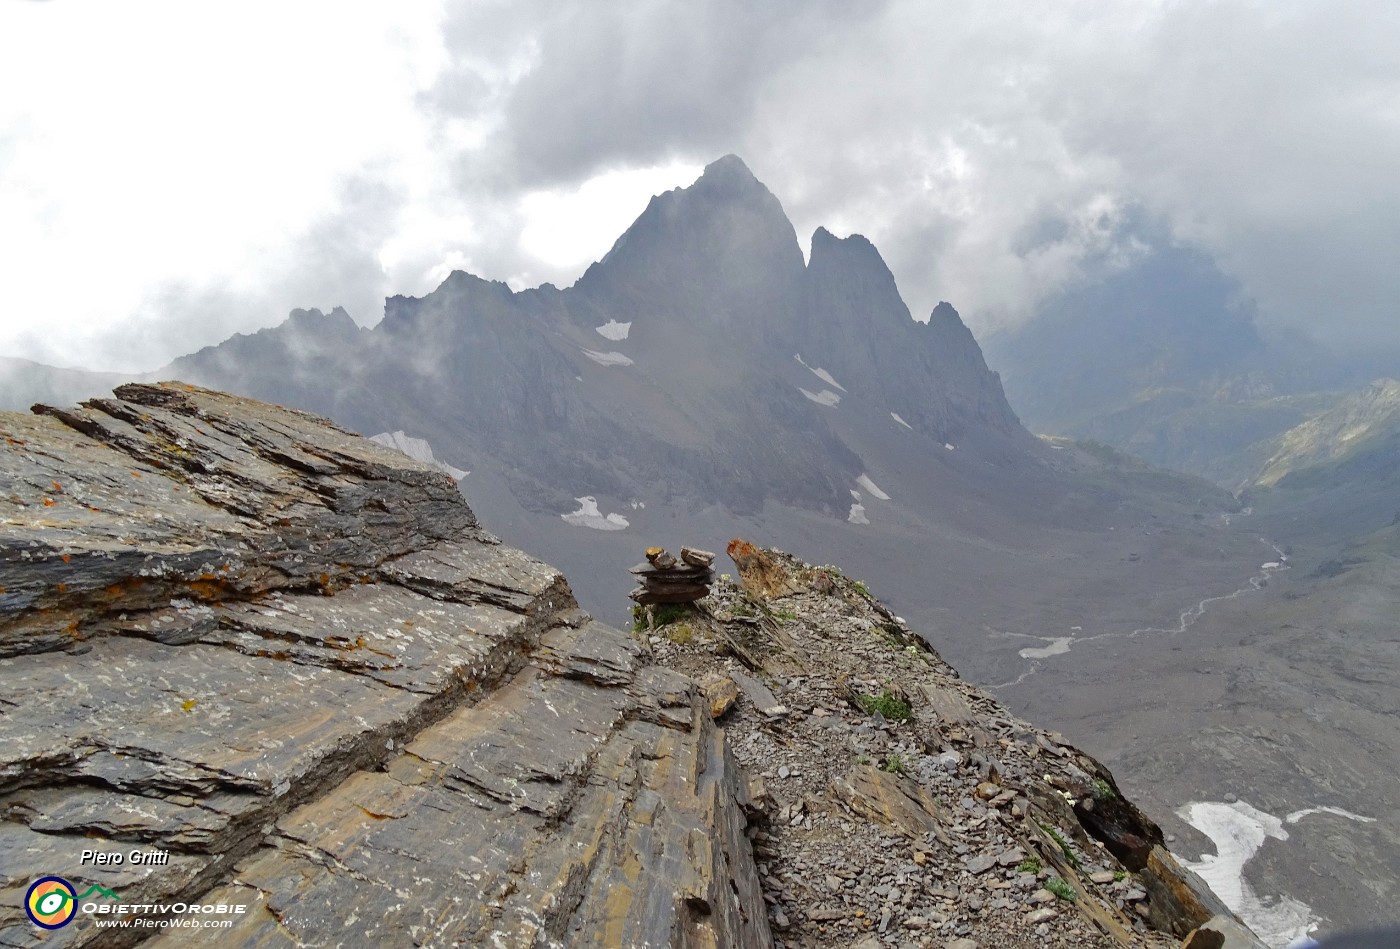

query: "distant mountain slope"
xmin=1253 ymin=379 xmax=1400 ymax=488
xmin=1239 ymin=380 xmax=1400 ymax=547
xmin=986 ymin=243 xmax=1267 ymax=432
xmin=983 ymin=242 xmax=1391 ymax=487
xmin=0 ymin=357 xmax=133 ymax=412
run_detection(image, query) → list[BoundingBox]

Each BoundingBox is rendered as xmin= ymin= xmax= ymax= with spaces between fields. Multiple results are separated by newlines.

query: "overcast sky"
xmin=2 ymin=0 xmax=1398 ymax=371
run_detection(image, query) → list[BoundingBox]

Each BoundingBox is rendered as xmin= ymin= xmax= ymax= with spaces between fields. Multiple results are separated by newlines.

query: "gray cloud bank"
xmin=434 ymin=0 xmax=1400 ymax=351
xmin=22 ymin=1 xmax=1400 ymax=368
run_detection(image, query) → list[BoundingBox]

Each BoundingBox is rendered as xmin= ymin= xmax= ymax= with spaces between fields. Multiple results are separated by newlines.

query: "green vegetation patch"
xmin=759 ymin=602 xmax=799 ymax=621
xmin=631 ymin=602 xmax=694 ymax=633
xmin=1040 ymin=823 xmax=1082 ymax=870
xmin=857 ymin=689 xmax=913 ymax=722
xmin=1045 ymin=877 xmax=1076 ymax=902
xmin=1016 ymin=857 xmax=1042 ymax=874
xmin=729 ymin=598 xmax=758 ymax=618
xmin=881 ymin=753 xmax=906 ymax=775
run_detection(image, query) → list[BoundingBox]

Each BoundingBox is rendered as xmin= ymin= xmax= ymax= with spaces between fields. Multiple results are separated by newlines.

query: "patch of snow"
xmin=850 ymin=489 xmax=862 ymax=501
xmin=595 ymin=319 xmax=632 ymax=341
xmin=581 ymin=349 xmax=633 ymax=366
xmin=944 ymin=443 xmax=955 ymax=451
xmin=369 ymin=431 xmax=469 ymax=481
xmin=856 ymin=474 xmax=890 ymax=500
xmin=1284 ymin=806 xmax=1375 ymax=825
xmin=1262 ymin=561 xmax=1281 ymax=569
xmin=561 ymin=496 xmax=630 ymax=531
xmin=847 ymin=502 xmax=869 ymax=525
xmin=628 ymin=499 xmax=646 ymax=510
xmin=1175 ymin=799 xmax=1377 ymax=948
xmin=795 ymin=353 xmax=846 ymax=391
xmin=799 ymin=387 xmax=841 ymax=406
xmin=890 ymin=412 xmax=912 ymax=429
xmin=1018 ymin=637 xmax=1073 ymax=660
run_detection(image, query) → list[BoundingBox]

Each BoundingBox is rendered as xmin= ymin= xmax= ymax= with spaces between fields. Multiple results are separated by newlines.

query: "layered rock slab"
xmin=0 ymin=384 xmax=766 ymax=948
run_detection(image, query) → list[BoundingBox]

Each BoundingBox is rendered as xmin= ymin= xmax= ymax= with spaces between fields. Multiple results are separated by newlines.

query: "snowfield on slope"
xmin=561 ymin=496 xmax=630 ymax=530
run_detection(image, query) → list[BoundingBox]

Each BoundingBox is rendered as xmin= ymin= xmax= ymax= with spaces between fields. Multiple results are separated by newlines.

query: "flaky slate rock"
xmin=831 ymin=765 xmax=944 ymax=840
xmin=0 ymin=384 xmax=768 ymax=948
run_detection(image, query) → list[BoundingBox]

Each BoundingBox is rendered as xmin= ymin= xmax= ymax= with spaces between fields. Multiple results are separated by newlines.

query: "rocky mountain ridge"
xmin=646 ymin=544 xmax=1265 ymax=949
xmin=163 ymin=155 xmax=1029 ymax=523
xmin=0 ymin=384 xmax=1262 ymax=948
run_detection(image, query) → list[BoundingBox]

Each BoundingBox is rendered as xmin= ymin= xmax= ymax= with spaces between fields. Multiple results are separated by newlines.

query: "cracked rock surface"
xmin=1 ymin=384 xmax=765 ymax=948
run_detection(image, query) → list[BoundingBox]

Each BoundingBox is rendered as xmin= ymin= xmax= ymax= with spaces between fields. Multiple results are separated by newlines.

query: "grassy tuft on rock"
xmin=632 ymin=603 xmax=694 ymax=633
xmin=857 ymin=689 xmax=913 ymax=722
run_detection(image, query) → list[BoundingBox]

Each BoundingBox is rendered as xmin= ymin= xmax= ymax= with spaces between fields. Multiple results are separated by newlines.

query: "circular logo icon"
xmin=25 ymin=876 xmax=77 ymax=930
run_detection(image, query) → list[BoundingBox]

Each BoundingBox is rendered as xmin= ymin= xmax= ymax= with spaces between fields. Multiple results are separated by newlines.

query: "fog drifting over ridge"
xmin=3 ymin=0 xmax=1398 ymax=371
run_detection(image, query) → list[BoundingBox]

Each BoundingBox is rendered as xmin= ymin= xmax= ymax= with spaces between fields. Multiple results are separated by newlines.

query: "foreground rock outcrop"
xmin=1 ymin=384 xmax=764 ymax=947
xmin=1 ymin=384 xmax=1262 ymax=948
xmin=647 ymin=547 xmax=1266 ymax=949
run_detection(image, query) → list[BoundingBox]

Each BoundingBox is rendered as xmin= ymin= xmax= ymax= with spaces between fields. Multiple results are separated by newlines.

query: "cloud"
xmin=430 ymin=0 xmax=890 ymax=189
xmin=12 ymin=174 xmax=406 ymax=371
xmin=429 ymin=0 xmax=1400 ymax=349
xmin=3 ymin=0 xmax=1400 ymax=367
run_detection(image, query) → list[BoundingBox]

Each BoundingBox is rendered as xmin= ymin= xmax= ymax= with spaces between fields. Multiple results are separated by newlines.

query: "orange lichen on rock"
xmin=726 ymin=539 xmax=757 ymax=560
xmin=726 ymin=537 xmax=801 ymax=600
xmin=186 ymin=578 xmax=233 ymax=600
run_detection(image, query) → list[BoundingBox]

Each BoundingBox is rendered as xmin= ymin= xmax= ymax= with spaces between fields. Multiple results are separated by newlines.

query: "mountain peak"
xmin=928 ymin=300 xmax=964 ymax=328
xmin=285 ymin=306 xmax=359 ymax=335
xmin=578 ymin=154 xmax=804 ymax=330
xmin=809 ymin=227 xmax=883 ymax=265
xmin=676 ymin=153 xmax=777 ymax=209
xmin=924 ymin=301 xmax=988 ymax=360
xmin=698 ymin=153 xmax=759 ymax=186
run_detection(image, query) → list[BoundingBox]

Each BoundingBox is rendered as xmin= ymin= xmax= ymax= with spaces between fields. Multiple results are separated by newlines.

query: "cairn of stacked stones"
xmin=629 ymin=545 xmax=716 ymax=605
